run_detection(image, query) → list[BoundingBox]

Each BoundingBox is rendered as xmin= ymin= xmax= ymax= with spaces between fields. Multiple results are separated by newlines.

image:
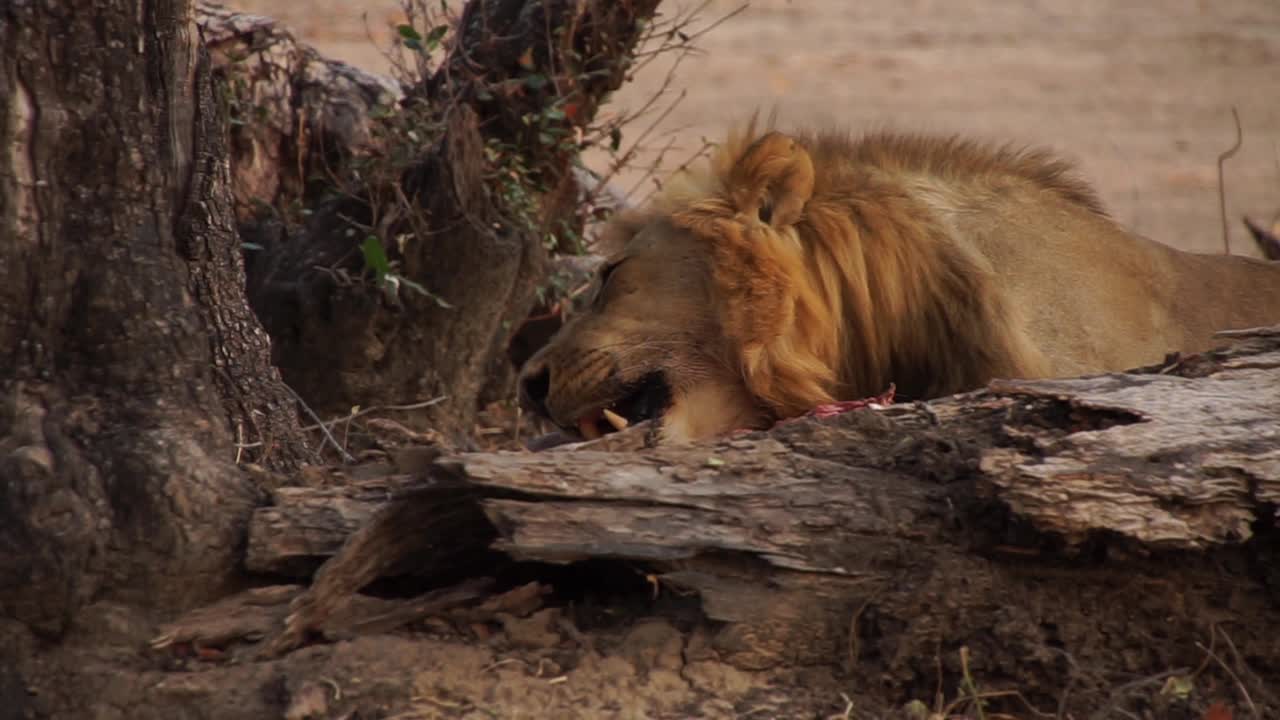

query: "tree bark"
xmin=196 ymin=2 xmax=402 ymax=225
xmin=0 ymin=0 xmax=310 ymax=638
xmin=256 ymin=328 xmax=1280 ymax=714
xmin=243 ymin=0 xmax=660 ymax=443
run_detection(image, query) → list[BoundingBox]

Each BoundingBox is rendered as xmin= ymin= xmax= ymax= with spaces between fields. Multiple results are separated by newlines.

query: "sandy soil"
xmin=224 ymin=0 xmax=1280 ymax=256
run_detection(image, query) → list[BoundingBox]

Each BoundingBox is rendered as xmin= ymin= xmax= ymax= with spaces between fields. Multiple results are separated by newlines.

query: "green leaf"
xmin=424 ymin=24 xmax=448 ymax=51
xmin=901 ymin=700 xmax=930 ymax=719
xmin=360 ymin=236 xmax=390 ymax=283
xmin=523 ymin=74 xmax=548 ymax=90
xmin=705 ymin=457 xmax=725 ymax=468
xmin=1160 ymin=675 xmax=1194 ymax=700
xmin=396 ymin=24 xmax=422 ymax=41
xmin=609 ymin=127 xmax=623 ymax=152
xmin=241 ymin=242 xmax=264 ymax=251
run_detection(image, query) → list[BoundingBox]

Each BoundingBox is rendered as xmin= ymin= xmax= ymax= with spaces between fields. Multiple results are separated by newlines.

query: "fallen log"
xmin=245 ymin=475 xmax=421 ymax=577
xmin=247 ymin=327 xmax=1280 ymax=713
xmin=249 ymin=327 xmax=1280 ymax=567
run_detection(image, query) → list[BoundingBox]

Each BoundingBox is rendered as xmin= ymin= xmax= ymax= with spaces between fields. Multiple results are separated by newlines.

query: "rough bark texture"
xmin=197 ymin=2 xmax=402 ymax=224
xmin=241 ymin=0 xmax=660 ymax=442
xmin=245 ymin=474 xmax=421 ymax=577
xmin=256 ymin=328 xmax=1280 ymax=715
xmin=0 ymin=0 xmax=310 ymax=642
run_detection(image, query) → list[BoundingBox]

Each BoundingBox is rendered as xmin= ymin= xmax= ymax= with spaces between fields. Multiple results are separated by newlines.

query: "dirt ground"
xmin=224 ymin=0 xmax=1280 ymax=256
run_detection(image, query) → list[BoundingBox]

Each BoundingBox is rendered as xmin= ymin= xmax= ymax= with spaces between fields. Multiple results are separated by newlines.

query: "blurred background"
xmin=226 ymin=0 xmax=1280 ymax=255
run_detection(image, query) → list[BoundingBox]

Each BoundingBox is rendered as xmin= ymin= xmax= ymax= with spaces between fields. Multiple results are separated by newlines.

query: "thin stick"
xmin=941 ymin=690 xmax=1054 ymax=719
xmin=846 ymin=592 xmax=882 ymax=668
xmin=1217 ymin=626 xmax=1275 ymax=708
xmin=959 ymin=646 xmax=989 ymax=720
xmin=1196 ymin=639 xmax=1257 ymax=717
xmin=1217 ymin=106 xmax=1242 ymax=255
xmin=341 ymin=406 xmax=357 ymax=454
xmin=513 ymin=404 xmax=523 ymax=446
xmin=298 ymin=395 xmax=448 ymax=433
xmin=1191 ymin=622 xmax=1218 ymax=680
xmin=1092 ymin=668 xmax=1190 ymax=720
xmin=933 ymin=641 xmax=946 ymax=713
xmin=282 ymin=383 xmax=356 ymax=463
xmin=1050 ymin=647 xmax=1080 ymax=720
xmin=1210 ymin=625 xmax=1265 ymax=716
xmin=826 ymin=692 xmax=855 ymax=720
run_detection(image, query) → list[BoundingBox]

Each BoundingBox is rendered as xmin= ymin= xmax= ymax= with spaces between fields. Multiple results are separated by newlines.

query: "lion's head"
xmin=519 ymin=129 xmax=847 ymax=444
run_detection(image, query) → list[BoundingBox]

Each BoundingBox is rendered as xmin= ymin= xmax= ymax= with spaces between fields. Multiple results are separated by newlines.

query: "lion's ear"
xmin=727 ymin=132 xmax=815 ymax=229
xmin=594 ymin=209 xmax=648 ymax=256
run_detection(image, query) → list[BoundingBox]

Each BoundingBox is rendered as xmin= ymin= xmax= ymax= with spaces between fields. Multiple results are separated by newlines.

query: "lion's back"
xmin=794 ymin=129 xmax=1280 ymax=379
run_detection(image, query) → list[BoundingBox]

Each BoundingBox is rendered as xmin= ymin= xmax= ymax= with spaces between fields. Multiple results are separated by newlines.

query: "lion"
xmin=517 ymin=123 xmax=1280 ymax=446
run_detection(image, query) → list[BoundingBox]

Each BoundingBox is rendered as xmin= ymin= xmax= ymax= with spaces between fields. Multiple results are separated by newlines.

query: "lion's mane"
xmin=631 ymin=121 xmax=1111 ymax=416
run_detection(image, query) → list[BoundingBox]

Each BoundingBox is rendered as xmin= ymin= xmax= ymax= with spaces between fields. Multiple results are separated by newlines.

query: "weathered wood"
xmin=152 ymin=579 xmax=492 ymax=656
xmin=197 ymin=3 xmax=401 ymax=223
xmin=151 ymin=585 xmax=303 ymax=652
xmin=264 ymin=483 xmax=499 ymax=656
xmin=982 ymin=366 xmax=1280 ymax=549
xmin=250 ymin=329 xmax=1280 ymax=574
xmin=245 ymin=475 xmax=422 ymax=577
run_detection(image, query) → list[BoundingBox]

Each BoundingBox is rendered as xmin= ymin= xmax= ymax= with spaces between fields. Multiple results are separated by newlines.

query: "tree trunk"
xmin=244 ymin=0 xmax=660 ymax=444
xmin=0 ymin=0 xmax=310 ymax=639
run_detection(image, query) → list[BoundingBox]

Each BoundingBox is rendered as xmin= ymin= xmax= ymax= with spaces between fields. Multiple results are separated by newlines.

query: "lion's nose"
xmin=518 ymin=362 xmax=552 ymax=419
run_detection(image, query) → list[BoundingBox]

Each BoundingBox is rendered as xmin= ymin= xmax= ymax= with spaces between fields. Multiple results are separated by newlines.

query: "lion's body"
xmin=518 ymin=124 xmax=1280 ymax=443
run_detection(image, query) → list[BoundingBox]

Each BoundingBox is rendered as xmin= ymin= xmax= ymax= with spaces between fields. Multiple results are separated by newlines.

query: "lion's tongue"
xmin=526 ymin=409 xmax=629 ymax=451
xmin=578 ymin=415 xmax=603 ymax=441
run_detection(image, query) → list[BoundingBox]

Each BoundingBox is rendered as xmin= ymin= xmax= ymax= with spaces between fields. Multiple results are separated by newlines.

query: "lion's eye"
xmin=594 ymin=262 xmax=622 ymax=308
xmin=758 ymin=202 xmax=774 ymax=225
xmin=599 ymin=262 xmax=621 ymax=287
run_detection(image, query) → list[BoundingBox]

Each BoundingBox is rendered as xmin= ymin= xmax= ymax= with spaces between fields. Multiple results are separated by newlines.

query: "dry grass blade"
xmin=1217 ymin=106 xmax=1243 ymax=255
xmin=283 ymin=382 xmax=356 ymax=463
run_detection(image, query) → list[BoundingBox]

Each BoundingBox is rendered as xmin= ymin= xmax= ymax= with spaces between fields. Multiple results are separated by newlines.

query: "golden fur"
xmin=518 ymin=122 xmax=1280 ymax=443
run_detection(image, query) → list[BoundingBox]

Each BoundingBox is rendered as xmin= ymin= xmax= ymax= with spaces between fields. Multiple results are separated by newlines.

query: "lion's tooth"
xmin=602 ymin=408 xmax=629 ymax=431
xmin=578 ymin=417 xmax=602 ymax=440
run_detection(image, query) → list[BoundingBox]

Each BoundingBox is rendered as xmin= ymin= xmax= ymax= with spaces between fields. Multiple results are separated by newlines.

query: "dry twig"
xmin=1217 ymin=106 xmax=1243 ymax=255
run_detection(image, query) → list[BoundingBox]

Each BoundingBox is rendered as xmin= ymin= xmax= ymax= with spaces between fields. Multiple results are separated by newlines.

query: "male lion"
xmin=518 ymin=124 xmax=1280 ymax=445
